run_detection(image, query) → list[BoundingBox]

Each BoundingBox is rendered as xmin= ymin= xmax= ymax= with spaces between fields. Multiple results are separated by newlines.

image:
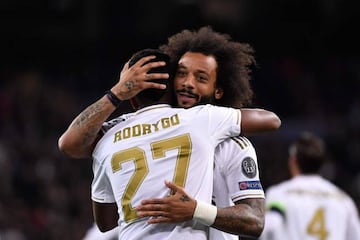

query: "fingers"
xmin=147 ymin=216 xmax=172 ymax=224
xmin=140 ymin=198 xmax=165 ymax=205
xmin=143 ymin=73 xmax=169 ymax=90
xmin=133 ymin=55 xmax=157 ymax=67
xmin=136 ymin=204 xmax=169 ymax=219
xmin=132 ymin=55 xmax=167 ymax=72
xmin=125 ymin=55 xmax=168 ymax=87
xmin=144 ymin=72 xmax=169 ymax=81
xmin=137 ymin=206 xmax=163 ymax=213
xmin=136 ymin=209 xmax=165 ymax=218
xmin=123 ymin=61 xmax=130 ymax=70
xmin=133 ymin=55 xmax=168 ymax=81
xmin=164 ymin=180 xmax=185 ymax=195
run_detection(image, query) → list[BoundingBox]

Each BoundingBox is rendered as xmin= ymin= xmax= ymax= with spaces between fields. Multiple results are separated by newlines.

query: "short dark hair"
xmin=289 ymin=132 xmax=326 ymax=174
xmin=129 ymin=48 xmax=170 ymax=102
xmin=160 ymin=26 xmax=255 ymax=108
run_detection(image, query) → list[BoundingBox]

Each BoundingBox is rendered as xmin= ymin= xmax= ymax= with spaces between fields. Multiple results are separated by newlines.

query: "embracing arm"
xmin=240 ymin=108 xmax=281 ymax=135
xmin=136 ymin=181 xmax=264 ymax=238
xmin=92 ymin=201 xmax=119 ymax=232
xmin=58 ymin=55 xmax=169 ymax=158
xmin=58 ymin=97 xmax=116 ymax=158
xmin=214 ymin=198 xmax=265 ymax=237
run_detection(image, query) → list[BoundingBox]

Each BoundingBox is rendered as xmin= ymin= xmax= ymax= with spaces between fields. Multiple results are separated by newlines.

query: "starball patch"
xmin=241 ymin=157 xmax=257 ymax=178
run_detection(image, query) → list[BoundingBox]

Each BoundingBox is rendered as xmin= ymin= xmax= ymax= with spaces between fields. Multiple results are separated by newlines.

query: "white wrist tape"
xmin=193 ymin=200 xmax=217 ymax=226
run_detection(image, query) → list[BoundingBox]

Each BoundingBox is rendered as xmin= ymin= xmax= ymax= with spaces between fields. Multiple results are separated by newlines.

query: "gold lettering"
xmin=132 ymin=125 xmax=141 ymax=137
xmin=114 ymin=130 xmax=122 ymax=143
xmin=142 ymin=124 xmax=151 ymax=135
xmin=170 ymin=114 xmax=180 ymax=125
xmin=152 ymin=121 xmax=160 ymax=131
xmin=113 ymin=114 xmax=181 ymax=143
xmin=161 ymin=117 xmax=171 ymax=128
xmin=123 ymin=127 xmax=131 ymax=139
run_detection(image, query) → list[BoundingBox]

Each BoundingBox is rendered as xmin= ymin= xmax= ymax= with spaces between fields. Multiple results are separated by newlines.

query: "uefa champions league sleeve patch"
xmin=241 ymin=157 xmax=257 ymax=178
xmin=238 ymin=180 xmax=263 ymax=190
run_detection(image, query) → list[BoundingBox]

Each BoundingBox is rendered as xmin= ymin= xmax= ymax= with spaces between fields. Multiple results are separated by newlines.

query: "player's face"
xmin=173 ymin=52 xmax=223 ymax=108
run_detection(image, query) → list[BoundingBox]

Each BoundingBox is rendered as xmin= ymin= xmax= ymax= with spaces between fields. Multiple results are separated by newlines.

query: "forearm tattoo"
xmin=72 ymin=100 xmax=107 ymax=145
xmin=214 ymin=198 xmax=265 ymax=236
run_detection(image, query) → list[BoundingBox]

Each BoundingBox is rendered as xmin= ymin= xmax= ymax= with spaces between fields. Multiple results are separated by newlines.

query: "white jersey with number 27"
xmin=91 ymin=104 xmax=241 ymax=240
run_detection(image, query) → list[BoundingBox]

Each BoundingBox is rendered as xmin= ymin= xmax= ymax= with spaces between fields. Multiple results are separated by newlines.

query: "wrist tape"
xmin=193 ymin=200 xmax=217 ymax=226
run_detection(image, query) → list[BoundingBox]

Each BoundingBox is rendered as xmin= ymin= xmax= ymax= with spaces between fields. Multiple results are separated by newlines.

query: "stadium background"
xmin=0 ymin=0 xmax=359 ymax=239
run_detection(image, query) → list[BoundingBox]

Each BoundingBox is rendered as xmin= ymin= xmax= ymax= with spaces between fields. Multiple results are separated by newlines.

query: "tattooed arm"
xmin=214 ymin=198 xmax=265 ymax=237
xmin=58 ymin=55 xmax=169 ymax=158
xmin=136 ymin=181 xmax=265 ymax=237
xmin=58 ymin=96 xmax=117 ymax=158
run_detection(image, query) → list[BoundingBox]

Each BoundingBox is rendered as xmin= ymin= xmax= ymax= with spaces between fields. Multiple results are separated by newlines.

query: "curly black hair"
xmin=159 ymin=26 xmax=255 ymax=108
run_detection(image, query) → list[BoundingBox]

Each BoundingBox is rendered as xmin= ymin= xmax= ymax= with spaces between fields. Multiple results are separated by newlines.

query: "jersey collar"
xmin=134 ymin=104 xmax=172 ymax=115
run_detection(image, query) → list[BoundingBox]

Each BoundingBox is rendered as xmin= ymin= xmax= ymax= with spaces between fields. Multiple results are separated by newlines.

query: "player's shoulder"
xmin=101 ymin=113 xmax=135 ymax=133
xmin=315 ymin=176 xmax=354 ymax=200
xmin=189 ymin=104 xmax=235 ymax=112
xmin=231 ymin=136 xmax=254 ymax=148
xmin=215 ymin=136 xmax=256 ymax=161
xmin=215 ymin=136 xmax=257 ymax=171
xmin=221 ymin=136 xmax=254 ymax=150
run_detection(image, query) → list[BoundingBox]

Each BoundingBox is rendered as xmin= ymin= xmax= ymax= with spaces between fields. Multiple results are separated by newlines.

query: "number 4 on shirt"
xmin=307 ymin=208 xmax=329 ymax=240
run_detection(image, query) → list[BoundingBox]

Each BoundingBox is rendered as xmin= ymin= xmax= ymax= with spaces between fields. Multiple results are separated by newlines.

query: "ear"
xmin=289 ymin=155 xmax=300 ymax=177
xmin=214 ymin=88 xmax=223 ymax=100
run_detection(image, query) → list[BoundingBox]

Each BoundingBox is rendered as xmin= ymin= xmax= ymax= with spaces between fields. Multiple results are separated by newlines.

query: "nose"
xmin=182 ymin=74 xmax=195 ymax=88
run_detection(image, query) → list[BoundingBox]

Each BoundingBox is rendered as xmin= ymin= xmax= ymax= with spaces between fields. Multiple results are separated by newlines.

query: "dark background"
xmin=0 ymin=0 xmax=359 ymax=239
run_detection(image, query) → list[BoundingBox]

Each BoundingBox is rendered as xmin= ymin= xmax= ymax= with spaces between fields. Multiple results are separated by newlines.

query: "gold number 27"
xmin=111 ymin=134 xmax=192 ymax=222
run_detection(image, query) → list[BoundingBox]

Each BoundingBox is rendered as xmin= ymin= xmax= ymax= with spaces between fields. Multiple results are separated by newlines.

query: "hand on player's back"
xmin=136 ymin=181 xmax=196 ymax=224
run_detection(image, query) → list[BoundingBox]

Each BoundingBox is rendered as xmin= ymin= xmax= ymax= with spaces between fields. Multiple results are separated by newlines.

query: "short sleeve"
xmin=91 ymin=159 xmax=115 ymax=203
xmin=204 ymin=105 xmax=241 ymax=145
xmin=214 ymin=137 xmax=264 ymax=203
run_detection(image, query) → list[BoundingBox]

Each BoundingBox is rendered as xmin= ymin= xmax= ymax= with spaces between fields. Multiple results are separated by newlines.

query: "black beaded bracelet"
xmin=106 ymin=90 xmax=123 ymax=108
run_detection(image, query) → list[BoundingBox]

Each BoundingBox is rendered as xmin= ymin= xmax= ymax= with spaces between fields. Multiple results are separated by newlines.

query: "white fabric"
xmin=260 ymin=175 xmax=360 ymax=240
xmin=91 ymin=104 xmax=241 ymax=240
xmin=210 ymin=136 xmax=264 ymax=240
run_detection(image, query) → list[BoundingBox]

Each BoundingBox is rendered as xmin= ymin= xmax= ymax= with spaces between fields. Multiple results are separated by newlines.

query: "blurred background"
xmin=0 ymin=0 xmax=359 ymax=239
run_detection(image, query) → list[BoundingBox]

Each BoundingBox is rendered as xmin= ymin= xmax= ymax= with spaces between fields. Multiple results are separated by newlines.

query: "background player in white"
xmin=259 ymin=131 xmax=360 ymax=240
xmin=135 ymin=26 xmax=267 ymax=240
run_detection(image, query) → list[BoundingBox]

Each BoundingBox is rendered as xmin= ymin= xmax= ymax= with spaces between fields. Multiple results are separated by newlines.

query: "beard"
xmin=195 ymin=93 xmax=217 ymax=106
xmin=176 ymin=88 xmax=217 ymax=108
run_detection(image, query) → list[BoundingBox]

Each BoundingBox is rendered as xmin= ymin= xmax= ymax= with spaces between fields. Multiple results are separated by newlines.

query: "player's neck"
xmin=133 ymin=92 xmax=172 ymax=110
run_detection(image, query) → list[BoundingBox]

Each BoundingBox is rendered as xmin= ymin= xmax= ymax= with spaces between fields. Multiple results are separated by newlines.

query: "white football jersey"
xmin=210 ymin=136 xmax=264 ymax=240
xmin=91 ymin=104 xmax=241 ymax=240
xmin=260 ymin=175 xmax=360 ymax=240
